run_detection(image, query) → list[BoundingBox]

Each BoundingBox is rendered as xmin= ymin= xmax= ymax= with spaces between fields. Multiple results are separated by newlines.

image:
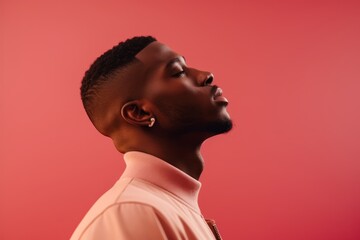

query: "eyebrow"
xmin=166 ymin=56 xmax=186 ymax=69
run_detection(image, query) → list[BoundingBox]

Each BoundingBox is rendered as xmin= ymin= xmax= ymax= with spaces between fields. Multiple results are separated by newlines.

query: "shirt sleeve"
xmin=77 ymin=203 xmax=174 ymax=240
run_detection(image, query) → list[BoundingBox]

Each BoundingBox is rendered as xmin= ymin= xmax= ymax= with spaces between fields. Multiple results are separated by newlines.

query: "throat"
xmin=154 ymin=145 xmax=204 ymax=180
xmin=123 ymin=132 xmax=206 ymax=180
xmin=133 ymin=140 xmax=204 ymax=180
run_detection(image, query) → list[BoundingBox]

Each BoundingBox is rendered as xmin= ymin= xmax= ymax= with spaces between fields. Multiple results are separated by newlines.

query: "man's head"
xmin=81 ymin=36 xmax=232 ymax=152
xmin=81 ymin=36 xmax=156 ymax=135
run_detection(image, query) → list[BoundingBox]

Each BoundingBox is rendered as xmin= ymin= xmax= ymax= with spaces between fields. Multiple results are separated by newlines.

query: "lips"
xmin=213 ymin=87 xmax=229 ymax=105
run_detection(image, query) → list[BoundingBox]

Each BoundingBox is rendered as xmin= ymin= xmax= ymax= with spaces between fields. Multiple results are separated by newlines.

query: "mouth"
xmin=213 ymin=86 xmax=229 ymax=105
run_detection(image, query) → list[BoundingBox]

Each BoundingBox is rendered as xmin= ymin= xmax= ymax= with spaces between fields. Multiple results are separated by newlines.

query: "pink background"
xmin=1 ymin=1 xmax=360 ymax=239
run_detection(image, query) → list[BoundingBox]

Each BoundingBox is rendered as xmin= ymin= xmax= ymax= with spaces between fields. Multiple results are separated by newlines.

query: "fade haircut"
xmin=80 ymin=36 xmax=157 ymax=123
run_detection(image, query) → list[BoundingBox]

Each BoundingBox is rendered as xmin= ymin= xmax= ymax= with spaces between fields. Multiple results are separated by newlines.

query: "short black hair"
xmin=80 ymin=36 xmax=157 ymax=121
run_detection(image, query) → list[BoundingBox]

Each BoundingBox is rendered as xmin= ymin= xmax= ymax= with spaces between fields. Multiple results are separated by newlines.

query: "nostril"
xmin=204 ymin=73 xmax=214 ymax=86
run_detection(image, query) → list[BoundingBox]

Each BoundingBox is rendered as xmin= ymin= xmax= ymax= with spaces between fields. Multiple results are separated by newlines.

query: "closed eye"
xmin=172 ymin=70 xmax=186 ymax=78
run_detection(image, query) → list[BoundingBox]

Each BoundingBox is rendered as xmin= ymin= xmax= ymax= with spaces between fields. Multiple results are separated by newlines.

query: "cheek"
xmin=149 ymin=80 xmax=199 ymax=104
xmin=146 ymin=79 xmax=213 ymax=117
xmin=154 ymin=93 xmax=212 ymax=124
xmin=156 ymin=88 xmax=207 ymax=110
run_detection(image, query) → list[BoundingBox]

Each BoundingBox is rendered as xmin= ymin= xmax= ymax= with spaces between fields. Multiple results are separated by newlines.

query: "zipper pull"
xmin=205 ymin=219 xmax=222 ymax=240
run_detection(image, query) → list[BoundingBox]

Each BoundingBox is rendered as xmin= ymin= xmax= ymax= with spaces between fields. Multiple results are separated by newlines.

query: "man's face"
xmin=135 ymin=41 xmax=232 ymax=137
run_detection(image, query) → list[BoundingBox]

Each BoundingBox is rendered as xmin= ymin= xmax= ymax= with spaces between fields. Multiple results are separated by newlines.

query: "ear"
xmin=120 ymin=100 xmax=153 ymax=127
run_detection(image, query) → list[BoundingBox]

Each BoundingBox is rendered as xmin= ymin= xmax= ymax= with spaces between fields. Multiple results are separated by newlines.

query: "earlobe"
xmin=120 ymin=101 xmax=153 ymax=127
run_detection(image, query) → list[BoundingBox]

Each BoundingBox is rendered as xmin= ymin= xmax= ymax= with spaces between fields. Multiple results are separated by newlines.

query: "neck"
xmin=153 ymin=143 xmax=204 ymax=180
xmin=124 ymin=134 xmax=205 ymax=180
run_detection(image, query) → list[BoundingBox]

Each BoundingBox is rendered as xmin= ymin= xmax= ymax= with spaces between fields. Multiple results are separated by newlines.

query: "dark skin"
xmin=100 ymin=41 xmax=232 ymax=180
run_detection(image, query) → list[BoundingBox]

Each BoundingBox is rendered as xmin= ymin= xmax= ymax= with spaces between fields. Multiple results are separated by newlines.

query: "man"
xmin=71 ymin=36 xmax=232 ymax=240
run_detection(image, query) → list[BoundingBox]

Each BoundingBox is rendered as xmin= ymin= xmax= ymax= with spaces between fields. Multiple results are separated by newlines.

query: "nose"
xmin=204 ymin=73 xmax=214 ymax=86
xmin=192 ymin=68 xmax=214 ymax=86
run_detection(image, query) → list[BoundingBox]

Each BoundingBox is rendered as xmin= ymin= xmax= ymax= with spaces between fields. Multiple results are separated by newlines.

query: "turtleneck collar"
xmin=122 ymin=151 xmax=202 ymax=212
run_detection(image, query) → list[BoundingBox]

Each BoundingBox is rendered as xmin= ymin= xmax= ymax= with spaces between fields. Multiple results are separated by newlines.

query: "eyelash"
xmin=173 ymin=70 xmax=185 ymax=78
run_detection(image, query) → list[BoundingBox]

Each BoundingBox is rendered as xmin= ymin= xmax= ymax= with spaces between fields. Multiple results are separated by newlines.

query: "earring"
xmin=148 ymin=117 xmax=155 ymax=127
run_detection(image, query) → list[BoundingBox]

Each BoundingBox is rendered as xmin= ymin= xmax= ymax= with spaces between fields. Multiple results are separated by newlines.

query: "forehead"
xmin=135 ymin=41 xmax=181 ymax=66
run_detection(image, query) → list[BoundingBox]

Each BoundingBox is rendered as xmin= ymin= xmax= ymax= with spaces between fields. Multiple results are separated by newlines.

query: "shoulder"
xmin=71 ymin=202 xmax=175 ymax=240
xmin=81 ymin=177 xmax=173 ymax=217
xmin=70 ymin=178 xmax=179 ymax=240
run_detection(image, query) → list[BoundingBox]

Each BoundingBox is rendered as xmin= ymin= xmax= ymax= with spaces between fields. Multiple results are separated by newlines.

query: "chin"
xmin=167 ymin=115 xmax=233 ymax=137
xmin=207 ymin=118 xmax=233 ymax=134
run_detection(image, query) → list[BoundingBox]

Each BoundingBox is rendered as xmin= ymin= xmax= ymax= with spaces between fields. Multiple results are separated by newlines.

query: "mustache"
xmin=210 ymin=85 xmax=219 ymax=96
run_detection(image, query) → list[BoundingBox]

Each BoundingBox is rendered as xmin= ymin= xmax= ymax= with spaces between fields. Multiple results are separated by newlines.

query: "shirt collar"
xmin=122 ymin=151 xmax=202 ymax=212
